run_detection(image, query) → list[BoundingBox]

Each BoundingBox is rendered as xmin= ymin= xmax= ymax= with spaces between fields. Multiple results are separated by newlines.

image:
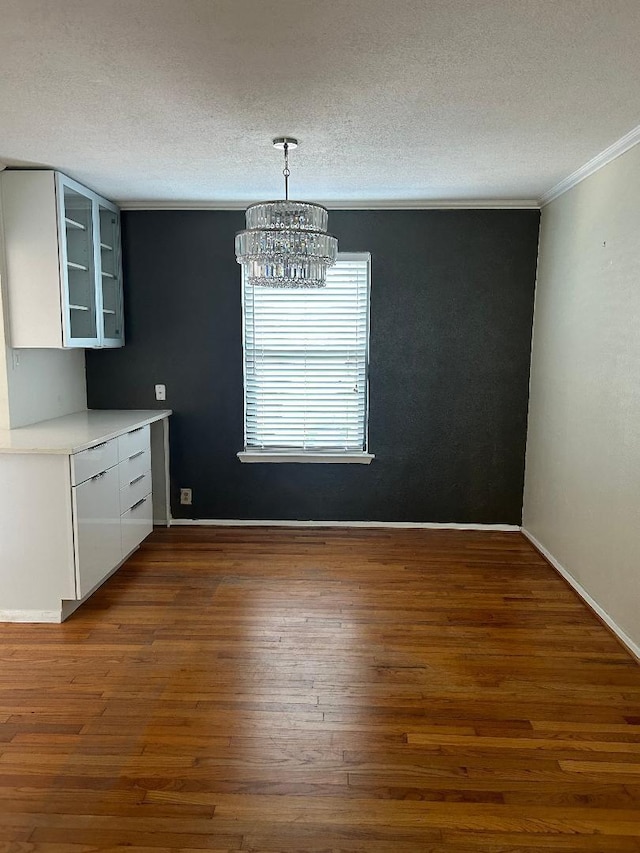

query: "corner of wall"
xmin=0 ymin=180 xmax=13 ymax=430
xmin=521 ymin=207 xmax=545 ymax=529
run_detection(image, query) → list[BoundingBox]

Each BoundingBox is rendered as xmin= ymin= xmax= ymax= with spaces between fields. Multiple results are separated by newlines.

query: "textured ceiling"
xmin=1 ymin=0 xmax=640 ymax=205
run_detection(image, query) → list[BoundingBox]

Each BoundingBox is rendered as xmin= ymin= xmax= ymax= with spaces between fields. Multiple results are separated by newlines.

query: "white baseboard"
xmin=0 ymin=609 xmax=61 ymax=623
xmin=522 ymin=528 xmax=640 ymax=663
xmin=170 ymin=519 xmax=520 ymax=531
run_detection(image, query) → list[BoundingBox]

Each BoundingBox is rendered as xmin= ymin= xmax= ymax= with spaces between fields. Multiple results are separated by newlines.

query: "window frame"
xmin=238 ymin=251 xmax=374 ymax=464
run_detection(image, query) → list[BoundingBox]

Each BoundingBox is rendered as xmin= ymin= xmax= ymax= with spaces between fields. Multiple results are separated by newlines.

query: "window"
xmin=239 ymin=253 xmax=373 ymax=463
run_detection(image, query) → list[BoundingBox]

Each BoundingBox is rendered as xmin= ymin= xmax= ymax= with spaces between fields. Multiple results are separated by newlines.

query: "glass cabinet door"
xmin=60 ymin=182 xmax=99 ymax=345
xmin=97 ymin=204 xmax=124 ymax=346
xmin=56 ymin=172 xmax=124 ymax=349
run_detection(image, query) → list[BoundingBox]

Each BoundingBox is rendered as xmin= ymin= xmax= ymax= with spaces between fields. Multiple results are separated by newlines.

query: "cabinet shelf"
xmin=102 ymin=309 xmax=116 ymax=315
xmin=65 ymin=217 xmax=86 ymax=231
xmin=100 ymin=243 xmax=113 ymax=251
xmin=67 ymin=261 xmax=89 ymax=272
xmin=101 ymin=271 xmax=116 ymax=279
xmin=69 ymin=304 xmax=90 ymax=312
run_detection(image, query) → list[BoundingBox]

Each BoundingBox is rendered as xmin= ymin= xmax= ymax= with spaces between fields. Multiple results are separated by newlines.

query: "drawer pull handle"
xmin=129 ymin=474 xmax=146 ymax=486
xmin=91 ymin=471 xmax=106 ymax=481
xmin=130 ymin=497 xmax=147 ymax=511
xmin=88 ymin=442 xmax=108 ymax=451
xmin=129 ymin=427 xmax=144 ymax=434
xmin=128 ymin=450 xmax=145 ymax=461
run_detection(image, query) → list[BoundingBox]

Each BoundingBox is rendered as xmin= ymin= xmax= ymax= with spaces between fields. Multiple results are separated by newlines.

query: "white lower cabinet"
xmin=0 ymin=410 xmax=171 ymax=622
xmin=72 ymin=438 xmax=119 ymax=485
xmin=117 ymin=424 xmax=152 ymax=558
xmin=71 ymin=424 xmax=153 ymax=598
xmin=120 ymin=469 xmax=152 ymax=511
xmin=121 ymin=494 xmax=153 ymax=558
xmin=118 ymin=447 xmax=151 ymax=489
xmin=73 ymin=466 xmax=122 ymax=598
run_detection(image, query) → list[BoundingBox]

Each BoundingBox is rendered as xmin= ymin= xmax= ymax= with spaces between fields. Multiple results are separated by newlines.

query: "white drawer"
xmin=71 ymin=438 xmax=118 ymax=486
xmin=120 ymin=469 xmax=152 ymax=515
xmin=118 ymin=425 xmax=150 ymax=462
xmin=121 ymin=492 xmax=153 ymax=557
xmin=118 ymin=447 xmax=151 ymax=489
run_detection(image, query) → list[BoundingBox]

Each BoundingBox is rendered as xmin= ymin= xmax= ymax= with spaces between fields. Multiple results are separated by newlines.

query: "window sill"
xmin=237 ymin=451 xmax=375 ymax=464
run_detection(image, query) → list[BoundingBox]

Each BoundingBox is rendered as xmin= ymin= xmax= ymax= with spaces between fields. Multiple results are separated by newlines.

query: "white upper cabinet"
xmin=0 ymin=170 xmax=124 ymax=348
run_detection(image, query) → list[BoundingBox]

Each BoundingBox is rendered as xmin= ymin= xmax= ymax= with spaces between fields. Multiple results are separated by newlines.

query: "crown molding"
xmin=540 ymin=121 xmax=640 ymax=206
xmin=114 ymin=122 xmax=640 ymax=212
xmin=7 ymin=126 xmax=640 ymax=210
xmin=118 ymin=198 xmax=540 ymax=211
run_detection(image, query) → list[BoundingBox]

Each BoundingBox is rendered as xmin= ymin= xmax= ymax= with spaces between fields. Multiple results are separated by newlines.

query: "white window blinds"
xmin=243 ymin=253 xmax=371 ymax=452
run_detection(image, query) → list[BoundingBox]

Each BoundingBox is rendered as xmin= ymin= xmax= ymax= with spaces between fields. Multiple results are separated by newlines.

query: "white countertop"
xmin=0 ymin=409 xmax=172 ymax=454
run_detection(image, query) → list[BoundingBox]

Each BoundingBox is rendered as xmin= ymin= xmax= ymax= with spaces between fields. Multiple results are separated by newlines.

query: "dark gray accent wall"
xmin=86 ymin=209 xmax=540 ymax=523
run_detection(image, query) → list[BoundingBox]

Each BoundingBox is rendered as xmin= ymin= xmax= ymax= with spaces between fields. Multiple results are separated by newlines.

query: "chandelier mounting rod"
xmin=283 ymin=143 xmax=290 ymax=201
xmin=273 ymin=137 xmax=298 ymax=202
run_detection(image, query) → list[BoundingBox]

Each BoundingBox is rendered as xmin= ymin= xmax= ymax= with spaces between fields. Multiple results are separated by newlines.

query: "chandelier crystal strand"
xmin=235 ymin=137 xmax=338 ymax=288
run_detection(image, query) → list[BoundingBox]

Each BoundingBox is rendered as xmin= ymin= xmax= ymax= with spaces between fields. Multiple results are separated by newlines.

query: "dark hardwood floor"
xmin=1 ymin=527 xmax=639 ymax=851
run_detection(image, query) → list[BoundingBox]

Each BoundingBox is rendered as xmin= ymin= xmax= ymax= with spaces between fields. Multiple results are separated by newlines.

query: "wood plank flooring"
xmin=1 ymin=527 xmax=639 ymax=851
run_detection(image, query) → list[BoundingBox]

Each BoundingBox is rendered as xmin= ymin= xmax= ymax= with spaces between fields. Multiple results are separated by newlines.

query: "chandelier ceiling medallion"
xmin=235 ymin=137 xmax=338 ymax=288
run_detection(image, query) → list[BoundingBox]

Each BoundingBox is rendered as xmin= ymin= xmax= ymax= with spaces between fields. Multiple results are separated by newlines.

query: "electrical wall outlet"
xmin=180 ymin=488 xmax=192 ymax=505
xmin=155 ymin=384 xmax=166 ymax=401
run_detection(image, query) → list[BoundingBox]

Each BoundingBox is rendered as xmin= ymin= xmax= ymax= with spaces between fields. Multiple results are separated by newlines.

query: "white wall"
xmin=6 ymin=348 xmax=87 ymax=428
xmin=524 ymin=143 xmax=640 ymax=651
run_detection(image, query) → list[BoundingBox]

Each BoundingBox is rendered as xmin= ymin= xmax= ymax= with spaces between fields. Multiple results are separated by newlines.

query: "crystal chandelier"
xmin=235 ymin=138 xmax=338 ymax=288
